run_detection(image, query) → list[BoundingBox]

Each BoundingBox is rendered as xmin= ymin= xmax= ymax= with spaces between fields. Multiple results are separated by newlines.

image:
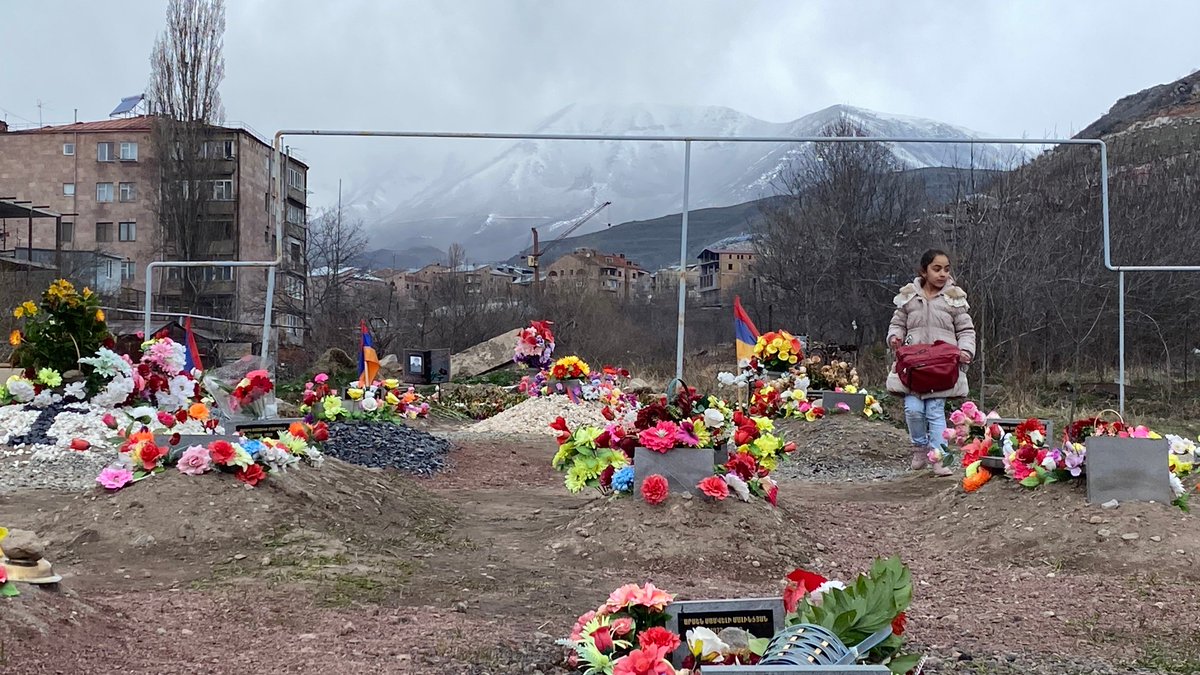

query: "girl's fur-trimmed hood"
xmin=893 ymin=278 xmax=968 ymax=308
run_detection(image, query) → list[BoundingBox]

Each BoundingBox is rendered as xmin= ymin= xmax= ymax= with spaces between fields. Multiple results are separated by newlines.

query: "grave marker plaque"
xmin=1086 ymin=436 xmax=1171 ymax=504
xmin=664 ymin=597 xmax=784 ymax=666
xmin=993 ymin=417 xmax=1055 ymax=444
xmin=235 ymin=418 xmax=305 ymax=439
xmin=703 ymin=666 xmax=891 ymax=674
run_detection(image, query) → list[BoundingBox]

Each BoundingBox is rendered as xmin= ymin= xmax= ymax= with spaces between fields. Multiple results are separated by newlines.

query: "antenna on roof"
xmin=110 ymin=94 xmax=145 ymax=118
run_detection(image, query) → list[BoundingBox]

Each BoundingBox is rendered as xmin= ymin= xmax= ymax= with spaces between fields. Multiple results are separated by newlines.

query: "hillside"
xmin=515 ymin=166 xmax=1003 ymax=271
xmin=1076 ymin=70 xmax=1200 ymax=138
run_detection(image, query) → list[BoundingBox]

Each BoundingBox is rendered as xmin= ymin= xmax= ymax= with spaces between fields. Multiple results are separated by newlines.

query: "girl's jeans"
xmin=904 ymin=395 xmax=946 ymax=449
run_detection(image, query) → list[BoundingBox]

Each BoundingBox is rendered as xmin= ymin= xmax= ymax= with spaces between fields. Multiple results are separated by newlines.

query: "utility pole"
xmin=529 ymin=226 xmax=540 ymax=297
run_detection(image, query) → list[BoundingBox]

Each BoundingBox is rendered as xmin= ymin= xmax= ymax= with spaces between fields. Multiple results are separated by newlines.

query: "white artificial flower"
xmin=809 ymin=580 xmax=846 ymax=606
xmin=31 ymin=390 xmax=59 ymax=408
xmin=686 ymin=627 xmax=729 ymax=663
xmin=704 ymin=408 xmax=725 ymax=428
xmin=7 ymin=376 xmax=35 ymax=403
xmin=1170 ymin=473 xmax=1185 ymax=498
xmin=257 ymin=444 xmax=299 ymax=473
xmin=92 ymin=375 xmax=134 ymax=407
xmin=360 ymin=395 xmax=379 ymax=412
xmin=724 ymin=473 xmax=751 ymax=502
xmin=1030 ymin=430 xmax=1045 ymax=446
xmin=79 ymin=348 xmax=132 ymax=378
xmin=64 ymin=381 xmax=87 ymax=400
xmin=1040 ymin=455 xmax=1057 ymax=471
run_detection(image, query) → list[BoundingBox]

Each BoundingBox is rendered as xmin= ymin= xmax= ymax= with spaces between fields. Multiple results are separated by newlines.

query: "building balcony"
xmin=159 ymin=277 xmax=237 ymax=296
xmin=698 ymin=275 xmax=718 ymax=292
xmin=202 ymin=158 xmax=236 ymax=175
xmin=285 ymin=222 xmax=307 ymax=242
xmin=207 ymin=200 xmax=237 ymax=216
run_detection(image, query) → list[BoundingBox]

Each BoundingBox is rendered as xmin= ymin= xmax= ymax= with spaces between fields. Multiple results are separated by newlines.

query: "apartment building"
xmin=544 ymin=247 xmax=648 ymax=296
xmin=697 ymin=235 xmax=756 ymax=304
xmin=0 ymin=115 xmax=308 ymax=346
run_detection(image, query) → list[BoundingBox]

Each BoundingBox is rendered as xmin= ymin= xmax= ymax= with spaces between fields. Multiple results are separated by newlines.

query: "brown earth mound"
xmin=0 ymin=458 xmax=458 ymax=589
xmin=549 ymin=494 xmax=808 ymax=579
xmin=919 ymin=476 xmax=1199 ymax=574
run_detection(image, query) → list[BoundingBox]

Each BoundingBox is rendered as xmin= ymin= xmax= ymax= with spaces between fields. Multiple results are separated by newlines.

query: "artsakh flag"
xmin=358 ymin=320 xmax=380 ymax=386
xmin=183 ymin=316 xmax=203 ymax=373
xmin=733 ymin=295 xmax=760 ymax=366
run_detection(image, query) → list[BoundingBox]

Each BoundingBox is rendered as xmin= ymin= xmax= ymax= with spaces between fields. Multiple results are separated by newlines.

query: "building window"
xmin=119 ymin=142 xmax=138 ymax=161
xmin=212 ymin=179 xmax=234 ymax=200
xmin=119 ymin=221 xmax=136 ymax=242
xmin=287 ymin=167 xmax=304 ymax=190
xmin=119 ymin=182 xmax=136 ymax=202
xmin=104 ymin=260 xmax=114 ymax=279
xmin=202 ymin=140 xmax=234 ymax=159
xmin=63 ymin=183 xmax=75 ymax=196
xmin=63 ymin=142 xmax=75 ymax=156
xmin=728 ymin=263 xmax=734 ymax=271
xmin=97 ymin=142 xmax=114 ymax=162
xmin=96 ymin=183 xmax=114 ymax=202
xmin=209 ymin=220 xmax=234 ymax=240
xmin=286 ymin=203 xmax=305 ymax=224
xmin=58 ymin=221 xmax=73 ymax=243
xmin=120 ymin=261 xmax=136 ymax=281
xmin=96 ymin=222 xmax=113 ymax=243
xmin=205 ymin=266 xmax=234 ymax=282
xmin=290 ymin=241 xmax=303 ymax=267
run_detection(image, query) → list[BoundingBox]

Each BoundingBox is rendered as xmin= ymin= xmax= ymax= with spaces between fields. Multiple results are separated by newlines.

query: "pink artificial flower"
xmin=606 ymin=584 xmax=643 ymax=613
xmin=102 ymin=413 xmax=118 ymax=429
xmin=97 ymin=466 xmax=133 ymax=490
xmin=942 ymin=428 xmax=957 ymax=441
xmin=156 ymin=410 xmax=177 ymax=429
xmin=836 ymin=402 xmax=851 ymax=412
xmin=612 ymin=645 xmax=674 ymax=675
xmin=314 ymin=373 xmax=329 ymax=383
xmin=675 ymin=421 xmax=700 ymax=447
xmin=633 ymin=583 xmax=674 ymax=612
xmin=949 ymin=410 xmax=968 ymax=426
xmin=960 ymin=401 xmax=979 ymax=418
xmin=612 ymin=616 xmax=635 ymax=636
xmin=639 ymin=421 xmax=679 ymax=452
xmin=176 ymin=445 xmax=212 ymax=475
xmin=570 ymin=610 xmax=597 ymax=641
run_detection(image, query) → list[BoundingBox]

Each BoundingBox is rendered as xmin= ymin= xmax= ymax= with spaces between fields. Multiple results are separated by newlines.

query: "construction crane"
xmin=528 ymin=201 xmax=612 ymax=295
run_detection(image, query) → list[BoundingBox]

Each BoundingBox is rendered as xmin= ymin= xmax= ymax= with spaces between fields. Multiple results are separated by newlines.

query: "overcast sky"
xmin=3 ymin=0 xmax=1197 ymax=208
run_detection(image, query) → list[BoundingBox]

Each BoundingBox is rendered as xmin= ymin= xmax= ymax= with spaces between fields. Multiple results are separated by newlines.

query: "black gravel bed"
xmin=321 ymin=420 xmax=453 ymax=475
xmin=7 ymin=401 xmax=90 ymax=447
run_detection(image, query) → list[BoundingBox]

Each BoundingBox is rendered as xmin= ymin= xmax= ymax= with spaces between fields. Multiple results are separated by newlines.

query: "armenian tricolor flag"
xmin=183 ymin=316 xmax=203 ymax=373
xmin=358 ymin=320 xmax=380 ymax=386
xmin=733 ymin=296 xmax=760 ymax=366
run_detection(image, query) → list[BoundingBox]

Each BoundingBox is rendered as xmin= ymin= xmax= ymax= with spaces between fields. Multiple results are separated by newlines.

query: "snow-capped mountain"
xmin=358 ymin=103 xmax=1032 ymax=262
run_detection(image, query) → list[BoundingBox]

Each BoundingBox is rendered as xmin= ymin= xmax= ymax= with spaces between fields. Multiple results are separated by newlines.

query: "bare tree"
xmin=147 ymin=0 xmax=228 ymax=316
xmin=299 ymin=206 xmax=373 ymax=350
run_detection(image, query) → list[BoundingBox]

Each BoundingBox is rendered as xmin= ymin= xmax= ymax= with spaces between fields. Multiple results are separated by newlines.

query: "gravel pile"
xmin=772 ymin=416 xmax=913 ymax=483
xmin=0 ymin=402 xmax=118 ymax=492
xmin=320 ymin=420 xmax=453 ymax=475
xmin=464 ymin=395 xmax=608 ymax=436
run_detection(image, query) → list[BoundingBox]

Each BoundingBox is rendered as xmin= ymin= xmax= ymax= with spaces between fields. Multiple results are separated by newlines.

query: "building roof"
xmin=12 ymin=116 xmax=155 ymax=134
xmin=702 ymin=233 xmax=756 ymax=254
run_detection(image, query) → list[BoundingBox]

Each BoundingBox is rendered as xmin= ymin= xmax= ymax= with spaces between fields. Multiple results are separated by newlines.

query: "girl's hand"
xmin=959 ymin=350 xmax=972 ymax=364
xmin=888 ymin=336 xmax=902 ymax=350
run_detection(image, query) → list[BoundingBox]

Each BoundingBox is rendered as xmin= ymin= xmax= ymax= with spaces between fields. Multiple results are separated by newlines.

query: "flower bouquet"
xmin=929 ymin=401 xmax=1005 ymax=490
xmin=550 ymin=417 xmax=631 ymax=494
xmin=753 ymin=330 xmax=803 ymax=374
xmin=782 ymin=557 xmax=920 ymax=674
xmin=802 ymin=355 xmax=861 ymax=392
xmin=550 ymin=355 xmax=591 ymax=381
xmin=203 ymin=356 xmax=277 ymax=422
xmin=559 ymin=582 xmax=680 ymax=675
xmin=513 ymin=320 xmax=555 ymax=369
xmin=9 ymin=279 xmax=113 ymax=375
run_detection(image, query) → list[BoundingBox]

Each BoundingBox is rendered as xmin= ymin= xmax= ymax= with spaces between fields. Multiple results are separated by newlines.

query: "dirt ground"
xmin=2 ymin=419 xmax=1200 ymax=674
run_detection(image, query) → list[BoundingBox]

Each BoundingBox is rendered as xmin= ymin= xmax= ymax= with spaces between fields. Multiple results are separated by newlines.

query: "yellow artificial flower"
xmin=770 ymin=338 xmax=783 ymax=349
xmin=844 ymin=385 xmax=858 ymax=394
xmin=95 ymin=309 xmax=105 ymax=322
xmin=9 ymin=330 xmax=20 ymax=346
xmin=754 ymin=416 xmax=775 ymax=433
xmin=12 ymin=306 xmax=22 ymax=319
xmin=385 ymin=392 xmax=400 ymax=406
xmin=82 ymin=286 xmax=94 ymax=298
xmin=383 ymin=378 xmax=400 ymax=389
xmin=347 ymin=388 xmax=364 ymax=401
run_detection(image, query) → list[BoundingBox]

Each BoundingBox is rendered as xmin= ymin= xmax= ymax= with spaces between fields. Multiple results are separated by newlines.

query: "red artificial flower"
xmin=139 ymin=443 xmax=166 ymax=471
xmin=595 ymin=430 xmax=612 ymax=448
xmin=697 ymin=475 xmax=729 ymax=500
xmin=782 ymin=441 xmax=797 ymax=454
xmin=156 ymin=410 xmax=177 ymax=429
xmin=288 ymin=421 xmax=309 ymax=440
xmin=640 ymin=474 xmax=669 ymax=505
xmin=590 ymin=624 xmax=614 ymax=652
xmin=786 ymin=568 xmax=828 ymax=594
xmin=236 ymin=464 xmax=266 ymax=486
xmin=1016 ymin=444 xmax=1037 ymax=463
xmin=602 ymin=406 xmax=616 ymax=421
xmin=69 ymin=438 xmax=91 ymax=452
xmin=765 ymin=482 xmax=779 ymax=506
xmin=783 ymin=581 xmax=804 ymax=613
xmin=169 ymin=432 xmax=181 ymax=447
xmin=891 ymin=612 xmax=907 ymax=636
xmin=637 ymin=627 xmax=681 ymax=653
xmin=550 ymin=416 xmax=571 ymax=445
xmin=209 ymin=440 xmax=236 ymax=465
xmin=1015 ymin=418 xmax=1046 ymax=446
xmin=311 ymin=422 xmax=330 ymax=442
xmin=612 ymin=645 xmax=674 ymax=675
xmin=725 ymin=453 xmax=758 ymax=480
xmin=599 ymin=465 xmax=615 ymax=490
xmin=102 ymin=413 xmax=117 ymax=429
xmin=175 ymin=408 xmax=189 ymax=424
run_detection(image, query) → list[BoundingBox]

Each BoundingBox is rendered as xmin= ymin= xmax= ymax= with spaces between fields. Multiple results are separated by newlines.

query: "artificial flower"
xmin=209 ymin=440 xmax=236 ymax=465
xmin=8 ymin=330 xmax=21 ymax=346
xmin=963 ymin=467 xmax=991 ymax=492
xmin=638 ymin=627 xmax=682 ymax=653
xmin=236 ymin=464 xmax=267 ymax=486
xmin=177 ymin=445 xmax=213 ymax=475
xmin=640 ymin=474 xmax=669 ymax=505
xmin=724 ymin=473 xmax=751 ymax=502
xmin=892 ymin=612 xmax=907 ymax=636
xmin=612 ymin=466 xmax=635 ymax=492
xmin=97 ymin=467 xmax=133 ymax=490
xmin=697 ymin=475 xmax=729 ymax=501
xmin=639 ymin=421 xmax=679 ymax=452
xmin=612 ymin=645 xmax=674 ymax=675
xmin=612 ymin=616 xmax=636 ymax=637
xmin=686 ymin=627 xmax=729 ymax=664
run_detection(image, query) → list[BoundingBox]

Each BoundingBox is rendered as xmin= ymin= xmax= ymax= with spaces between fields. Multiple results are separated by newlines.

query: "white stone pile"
xmin=465 ymin=395 xmax=609 ymax=436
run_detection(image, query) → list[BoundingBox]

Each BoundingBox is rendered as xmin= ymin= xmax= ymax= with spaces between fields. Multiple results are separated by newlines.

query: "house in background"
xmin=0 ymin=113 xmax=309 ymax=346
xmin=545 ymin=247 xmax=647 ymax=297
xmin=697 ymin=234 xmax=757 ymax=304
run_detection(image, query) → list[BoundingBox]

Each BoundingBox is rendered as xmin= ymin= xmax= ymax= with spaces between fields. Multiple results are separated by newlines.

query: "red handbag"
xmin=895 ymin=341 xmax=960 ymax=393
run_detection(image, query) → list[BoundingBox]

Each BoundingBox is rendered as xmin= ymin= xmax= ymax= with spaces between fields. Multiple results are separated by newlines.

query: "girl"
xmin=886 ymin=249 xmax=975 ymax=477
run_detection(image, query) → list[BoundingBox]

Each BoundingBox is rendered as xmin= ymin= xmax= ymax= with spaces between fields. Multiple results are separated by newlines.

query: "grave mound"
xmin=548 ymin=494 xmax=810 ymax=578
xmin=0 ymin=457 xmax=458 ymax=586
xmin=919 ymin=478 xmax=1198 ymax=574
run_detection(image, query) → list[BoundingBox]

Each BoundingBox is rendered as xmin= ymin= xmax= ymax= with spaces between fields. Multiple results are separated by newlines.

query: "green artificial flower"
xmin=320 ymin=395 xmax=345 ymax=419
xmin=565 ymin=465 xmax=590 ymax=493
xmin=36 ymin=368 xmax=62 ymax=387
xmin=552 ymin=446 xmax=573 ymax=470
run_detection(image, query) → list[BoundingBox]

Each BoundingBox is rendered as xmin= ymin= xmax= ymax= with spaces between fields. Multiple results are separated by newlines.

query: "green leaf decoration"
xmin=887 ymin=652 xmax=923 ymax=674
xmin=1019 ymin=474 xmax=1042 ymax=487
xmin=0 ymin=581 xmax=19 ymax=597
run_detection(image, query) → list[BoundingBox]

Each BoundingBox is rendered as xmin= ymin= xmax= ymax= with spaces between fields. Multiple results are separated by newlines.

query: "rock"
xmin=1088 ymin=515 xmax=1104 ymax=524
xmin=131 ymin=532 xmax=157 ymax=548
xmin=1101 ymin=499 xmax=1120 ymax=509
xmin=451 ymin=328 xmax=523 ymax=380
xmin=0 ymin=528 xmax=46 ymax=561
xmin=378 ymin=354 xmax=402 ymax=379
xmin=321 ymin=420 xmax=452 ymax=475
xmin=313 ymin=348 xmax=356 ymax=376
xmin=716 ymin=627 xmax=751 ymax=650
xmin=1150 ymin=535 xmax=1162 ymax=542
xmin=1121 ymin=533 xmax=1140 ymax=541
xmin=627 ymin=378 xmax=654 ymax=393
xmin=61 ymin=369 xmax=86 ymax=384
xmin=1097 ymin=529 xmax=1112 ymax=537
xmin=233 ymin=553 xmax=247 ymax=560
xmin=338 ymin=621 xmax=356 ymax=636
xmin=454 ymin=601 xmax=468 ymax=613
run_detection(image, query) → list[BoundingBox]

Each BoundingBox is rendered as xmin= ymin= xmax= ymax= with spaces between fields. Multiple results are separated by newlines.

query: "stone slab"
xmin=450 ymin=328 xmax=522 ymax=380
xmin=665 ymin=597 xmax=784 ymax=666
xmin=633 ymin=446 xmax=727 ymax=496
xmin=703 ymin=666 xmax=891 ymax=674
xmin=817 ymin=391 xmax=868 ymax=415
xmin=1086 ymin=436 xmax=1171 ymax=504
xmin=235 ymin=418 xmax=305 ymax=439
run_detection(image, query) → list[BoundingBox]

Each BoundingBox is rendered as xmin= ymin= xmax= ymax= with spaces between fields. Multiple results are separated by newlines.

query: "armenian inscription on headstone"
xmin=665 ymin=597 xmax=784 ymax=666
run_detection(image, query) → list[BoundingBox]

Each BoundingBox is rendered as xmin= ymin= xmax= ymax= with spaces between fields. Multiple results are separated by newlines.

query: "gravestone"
xmin=449 ymin=328 xmax=522 ymax=379
xmin=1086 ymin=436 xmax=1172 ymax=504
xmin=235 ymin=418 xmax=305 ymax=439
xmin=817 ymin=391 xmax=868 ymax=415
xmin=994 ymin=418 xmax=1055 ymax=444
xmin=665 ymin=597 xmax=783 ymax=666
xmin=634 ymin=446 xmax=729 ymax=496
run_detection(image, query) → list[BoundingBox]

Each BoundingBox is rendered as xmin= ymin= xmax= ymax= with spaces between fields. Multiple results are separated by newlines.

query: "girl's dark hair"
xmin=919 ymin=249 xmax=950 ymax=271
